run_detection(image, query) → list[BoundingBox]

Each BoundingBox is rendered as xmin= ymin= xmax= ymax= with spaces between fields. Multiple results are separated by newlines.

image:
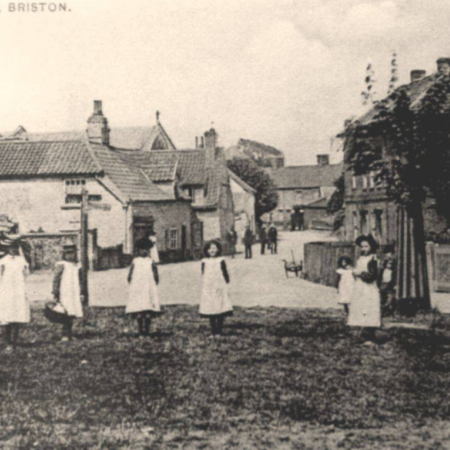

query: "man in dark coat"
xmin=259 ymin=226 xmax=267 ymax=255
xmin=268 ymin=224 xmax=278 ymax=254
xmin=228 ymin=227 xmax=238 ymax=259
xmin=243 ymin=226 xmax=253 ymax=259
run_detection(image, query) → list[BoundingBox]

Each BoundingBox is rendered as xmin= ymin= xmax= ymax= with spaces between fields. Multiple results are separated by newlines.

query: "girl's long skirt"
xmin=347 ymin=279 xmax=381 ymax=328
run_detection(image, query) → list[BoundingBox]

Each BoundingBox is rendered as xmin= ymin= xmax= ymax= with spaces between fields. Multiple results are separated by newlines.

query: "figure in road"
xmin=259 ymin=225 xmax=267 ymax=255
xmin=268 ymin=224 xmax=278 ymax=254
xmin=228 ymin=227 xmax=238 ymax=259
xmin=336 ymin=256 xmax=354 ymax=316
xmin=243 ymin=226 xmax=253 ymax=259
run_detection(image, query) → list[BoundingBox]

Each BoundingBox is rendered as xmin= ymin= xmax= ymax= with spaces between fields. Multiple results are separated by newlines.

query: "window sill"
xmin=61 ymin=205 xmax=81 ymax=210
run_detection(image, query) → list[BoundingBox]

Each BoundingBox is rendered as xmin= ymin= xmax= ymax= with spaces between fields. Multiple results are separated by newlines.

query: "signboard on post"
xmin=87 ymin=202 xmax=111 ymax=212
xmin=80 ymin=189 xmax=89 ymax=306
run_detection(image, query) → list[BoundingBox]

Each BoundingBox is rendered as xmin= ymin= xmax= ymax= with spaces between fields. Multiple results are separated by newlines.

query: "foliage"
xmin=387 ymin=51 xmax=398 ymax=95
xmin=2 ymin=305 xmax=450 ymax=448
xmin=227 ymin=158 xmax=278 ymax=220
xmin=361 ymin=61 xmax=377 ymax=105
xmin=348 ymin=74 xmax=450 ymax=224
xmin=327 ymin=174 xmax=345 ymax=215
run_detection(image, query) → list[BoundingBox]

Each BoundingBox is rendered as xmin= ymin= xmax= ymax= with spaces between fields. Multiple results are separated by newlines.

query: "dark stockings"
xmin=5 ymin=324 xmax=20 ymax=346
xmin=62 ymin=318 xmax=74 ymax=340
xmin=209 ymin=316 xmax=225 ymax=336
xmin=138 ymin=316 xmax=151 ymax=336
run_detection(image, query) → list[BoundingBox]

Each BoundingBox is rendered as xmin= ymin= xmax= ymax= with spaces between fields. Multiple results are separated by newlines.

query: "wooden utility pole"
xmin=80 ymin=189 xmax=89 ymax=306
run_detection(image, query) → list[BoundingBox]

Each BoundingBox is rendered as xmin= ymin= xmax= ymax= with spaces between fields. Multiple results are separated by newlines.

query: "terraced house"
xmin=0 ymin=101 xmax=235 ymax=267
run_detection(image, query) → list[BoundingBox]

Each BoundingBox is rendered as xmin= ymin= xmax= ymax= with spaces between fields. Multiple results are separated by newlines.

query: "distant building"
xmin=227 ymin=169 xmax=256 ymax=240
xmin=225 ymin=138 xmax=285 ymax=169
xmin=271 ymin=154 xmax=343 ymax=229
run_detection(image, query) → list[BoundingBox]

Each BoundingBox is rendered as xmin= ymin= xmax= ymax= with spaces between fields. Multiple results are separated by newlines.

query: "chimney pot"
xmin=93 ymin=100 xmax=103 ymax=115
xmin=437 ymin=58 xmax=450 ymax=75
xmin=195 ymin=136 xmax=198 ymax=149
xmin=200 ymin=136 xmax=204 ymax=148
xmin=410 ymin=70 xmax=426 ymax=82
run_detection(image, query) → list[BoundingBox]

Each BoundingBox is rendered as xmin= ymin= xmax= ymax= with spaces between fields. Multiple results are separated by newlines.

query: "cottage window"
xmin=169 ymin=228 xmax=178 ymax=249
xmin=360 ymin=210 xmax=368 ymax=234
xmin=369 ymin=172 xmax=376 ymax=189
xmin=374 ymin=210 xmax=383 ymax=237
xmin=362 ymin=175 xmax=368 ymax=190
xmin=351 ymin=176 xmax=357 ymax=189
xmin=64 ymin=179 xmax=87 ymax=204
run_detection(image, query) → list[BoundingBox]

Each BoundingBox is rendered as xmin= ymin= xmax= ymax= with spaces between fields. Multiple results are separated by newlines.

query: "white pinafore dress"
xmin=0 ymin=255 xmax=30 ymax=324
xmin=336 ymin=268 xmax=354 ymax=305
xmin=126 ymin=257 xmax=161 ymax=314
xmin=200 ymin=257 xmax=233 ymax=317
xmin=57 ymin=261 xmax=83 ymax=318
xmin=347 ymin=255 xmax=381 ymax=328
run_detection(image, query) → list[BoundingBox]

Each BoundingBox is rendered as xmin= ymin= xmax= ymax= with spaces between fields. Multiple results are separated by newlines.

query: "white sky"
xmin=0 ymin=0 xmax=447 ymax=164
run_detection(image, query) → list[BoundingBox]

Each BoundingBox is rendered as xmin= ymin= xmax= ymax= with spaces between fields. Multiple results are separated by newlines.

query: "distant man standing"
xmin=268 ymin=224 xmax=278 ymax=254
xmin=228 ymin=227 xmax=238 ymax=259
xmin=259 ymin=225 xmax=267 ymax=255
xmin=243 ymin=226 xmax=253 ymax=259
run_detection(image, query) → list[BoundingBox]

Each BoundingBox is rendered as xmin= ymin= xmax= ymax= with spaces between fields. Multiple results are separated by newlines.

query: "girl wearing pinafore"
xmin=126 ymin=239 xmax=162 ymax=337
xmin=336 ymin=256 xmax=354 ymax=316
xmin=0 ymin=241 xmax=29 ymax=350
xmin=52 ymin=245 xmax=83 ymax=341
xmin=348 ymin=235 xmax=381 ymax=344
xmin=200 ymin=240 xmax=232 ymax=338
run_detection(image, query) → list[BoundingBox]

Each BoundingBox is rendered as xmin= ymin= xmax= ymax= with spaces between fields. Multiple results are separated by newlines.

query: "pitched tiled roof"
xmin=354 ymin=72 xmax=450 ymax=127
xmin=89 ymin=144 xmax=172 ymax=202
xmin=0 ymin=141 xmax=101 ymax=177
xmin=272 ymin=163 xmax=343 ymax=189
xmin=228 ymin=169 xmax=256 ymax=194
xmin=5 ymin=125 xmax=176 ymax=151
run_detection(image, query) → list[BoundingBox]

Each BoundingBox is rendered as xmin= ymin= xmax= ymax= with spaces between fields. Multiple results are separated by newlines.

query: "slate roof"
xmin=354 ymin=72 xmax=450 ymax=127
xmin=272 ymin=163 xmax=343 ymax=190
xmin=3 ymin=125 xmax=176 ymax=151
xmin=114 ymin=148 xmax=229 ymax=210
xmin=0 ymin=139 xmax=172 ymax=202
xmin=0 ymin=141 xmax=101 ymax=177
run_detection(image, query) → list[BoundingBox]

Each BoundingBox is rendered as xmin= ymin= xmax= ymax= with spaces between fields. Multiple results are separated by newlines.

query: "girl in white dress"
xmin=0 ymin=241 xmax=30 ymax=350
xmin=348 ymin=235 xmax=381 ymax=344
xmin=200 ymin=240 xmax=232 ymax=338
xmin=52 ymin=245 xmax=83 ymax=342
xmin=336 ymin=256 xmax=354 ymax=316
xmin=126 ymin=239 xmax=161 ymax=337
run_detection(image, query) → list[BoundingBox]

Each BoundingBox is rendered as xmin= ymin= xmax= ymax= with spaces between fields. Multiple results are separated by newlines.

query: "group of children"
xmin=336 ymin=235 xmax=396 ymax=344
xmin=0 ymin=234 xmax=233 ymax=350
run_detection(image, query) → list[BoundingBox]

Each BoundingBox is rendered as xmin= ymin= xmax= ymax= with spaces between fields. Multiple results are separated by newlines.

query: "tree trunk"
xmin=396 ymin=203 xmax=431 ymax=310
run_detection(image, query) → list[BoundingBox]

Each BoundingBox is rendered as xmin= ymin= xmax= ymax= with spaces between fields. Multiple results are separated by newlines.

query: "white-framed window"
xmin=369 ymin=171 xmax=376 ymax=189
xmin=170 ymin=228 xmax=178 ymax=249
xmin=351 ymin=175 xmax=357 ymax=189
xmin=186 ymin=186 xmax=204 ymax=204
xmin=362 ymin=175 xmax=368 ymax=190
xmin=64 ymin=179 xmax=86 ymax=204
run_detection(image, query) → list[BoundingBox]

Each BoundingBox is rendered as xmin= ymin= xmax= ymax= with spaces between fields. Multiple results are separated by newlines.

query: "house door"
xmin=435 ymin=245 xmax=450 ymax=292
xmin=133 ymin=217 xmax=154 ymax=253
xmin=181 ymin=225 xmax=187 ymax=259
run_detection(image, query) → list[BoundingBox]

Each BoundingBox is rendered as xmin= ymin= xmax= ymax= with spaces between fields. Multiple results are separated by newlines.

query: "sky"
xmin=0 ymin=0 xmax=448 ymax=164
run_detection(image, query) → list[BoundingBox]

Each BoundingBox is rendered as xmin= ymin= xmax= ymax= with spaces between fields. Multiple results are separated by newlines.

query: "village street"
xmin=27 ymin=230 xmax=340 ymax=309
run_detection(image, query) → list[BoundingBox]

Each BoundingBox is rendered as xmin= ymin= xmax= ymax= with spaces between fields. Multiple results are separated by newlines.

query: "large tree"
xmin=227 ymin=158 xmax=278 ymax=222
xmin=346 ymin=74 xmax=450 ymax=310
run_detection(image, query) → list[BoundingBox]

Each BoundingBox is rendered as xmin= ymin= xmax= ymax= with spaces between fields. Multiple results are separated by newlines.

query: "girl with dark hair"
xmin=0 ymin=240 xmax=29 ymax=351
xmin=336 ymin=256 xmax=354 ymax=315
xmin=348 ymin=235 xmax=381 ymax=345
xmin=126 ymin=238 xmax=162 ymax=337
xmin=200 ymin=240 xmax=233 ymax=338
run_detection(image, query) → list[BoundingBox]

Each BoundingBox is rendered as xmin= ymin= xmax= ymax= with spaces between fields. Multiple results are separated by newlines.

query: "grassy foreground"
xmin=2 ymin=305 xmax=450 ymax=449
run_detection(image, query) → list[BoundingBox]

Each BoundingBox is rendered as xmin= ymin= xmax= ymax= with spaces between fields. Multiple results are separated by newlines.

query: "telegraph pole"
xmin=80 ymin=189 xmax=89 ymax=306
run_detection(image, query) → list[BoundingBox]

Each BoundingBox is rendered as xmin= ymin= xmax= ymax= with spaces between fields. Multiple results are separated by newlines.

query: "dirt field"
xmin=2 ymin=305 xmax=450 ymax=449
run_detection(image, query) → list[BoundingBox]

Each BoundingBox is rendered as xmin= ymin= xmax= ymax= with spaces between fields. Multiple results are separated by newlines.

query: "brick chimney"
xmin=317 ymin=154 xmax=330 ymax=166
xmin=204 ymin=128 xmax=218 ymax=149
xmin=87 ymin=100 xmax=110 ymax=146
xmin=437 ymin=58 xmax=450 ymax=75
xmin=410 ymin=70 xmax=426 ymax=82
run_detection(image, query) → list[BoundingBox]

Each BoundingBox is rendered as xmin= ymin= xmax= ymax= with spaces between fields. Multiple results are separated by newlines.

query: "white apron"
xmin=57 ymin=261 xmax=83 ymax=318
xmin=348 ymin=255 xmax=381 ymax=328
xmin=126 ymin=257 xmax=160 ymax=314
xmin=200 ymin=257 xmax=233 ymax=316
xmin=336 ymin=268 xmax=354 ymax=305
xmin=0 ymin=255 xmax=30 ymax=324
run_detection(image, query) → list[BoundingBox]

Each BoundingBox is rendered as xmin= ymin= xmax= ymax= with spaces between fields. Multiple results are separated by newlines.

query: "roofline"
xmin=227 ymin=169 xmax=256 ymax=194
xmin=0 ymin=172 xmax=102 ymax=181
xmin=156 ymin=121 xmax=177 ymax=150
